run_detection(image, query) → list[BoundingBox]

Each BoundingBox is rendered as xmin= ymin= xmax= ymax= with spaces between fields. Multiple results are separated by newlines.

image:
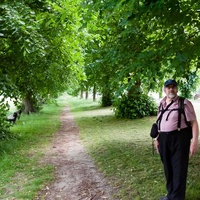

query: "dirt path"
xmin=36 ymin=106 xmax=115 ymax=200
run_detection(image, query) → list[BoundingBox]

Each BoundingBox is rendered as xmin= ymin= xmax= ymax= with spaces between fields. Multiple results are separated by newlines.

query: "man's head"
xmin=164 ymin=79 xmax=177 ymax=87
xmin=164 ymin=79 xmax=178 ymax=99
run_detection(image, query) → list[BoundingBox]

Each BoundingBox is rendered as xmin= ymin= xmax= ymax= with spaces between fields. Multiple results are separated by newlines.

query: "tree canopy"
xmin=82 ymin=0 xmax=200 ymax=96
xmin=0 ymin=0 xmax=84 ymax=111
xmin=1 ymin=0 xmax=200 ymax=136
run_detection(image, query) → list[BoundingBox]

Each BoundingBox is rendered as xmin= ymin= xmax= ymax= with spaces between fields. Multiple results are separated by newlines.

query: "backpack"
xmin=178 ymin=97 xmax=191 ymax=129
xmin=157 ymin=97 xmax=190 ymax=132
xmin=151 ymin=97 xmax=192 ymax=155
xmin=150 ymin=99 xmax=174 ymax=139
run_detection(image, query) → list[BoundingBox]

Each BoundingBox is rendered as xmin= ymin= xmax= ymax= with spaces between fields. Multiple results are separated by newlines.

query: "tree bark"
xmin=23 ymin=94 xmax=36 ymax=114
xmin=80 ymin=89 xmax=83 ymax=99
xmin=85 ymin=87 xmax=88 ymax=99
xmin=93 ymin=84 xmax=96 ymax=101
xmin=128 ymin=80 xmax=141 ymax=97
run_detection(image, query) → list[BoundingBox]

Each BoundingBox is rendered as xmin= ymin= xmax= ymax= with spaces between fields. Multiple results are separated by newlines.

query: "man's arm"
xmin=190 ymin=119 xmax=199 ymax=156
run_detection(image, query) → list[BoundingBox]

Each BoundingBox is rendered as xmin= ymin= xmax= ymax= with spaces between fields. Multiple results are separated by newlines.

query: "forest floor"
xmin=35 ymin=106 xmax=116 ymax=200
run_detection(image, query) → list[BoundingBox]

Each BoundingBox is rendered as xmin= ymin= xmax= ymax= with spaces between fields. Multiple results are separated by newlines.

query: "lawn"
xmin=0 ymin=94 xmax=200 ymax=200
xmin=67 ymin=95 xmax=200 ymax=200
xmin=0 ymin=95 xmax=67 ymax=199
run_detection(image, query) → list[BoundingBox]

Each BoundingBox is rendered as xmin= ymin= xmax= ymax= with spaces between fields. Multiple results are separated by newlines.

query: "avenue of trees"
xmin=0 ymin=0 xmax=84 ymax=136
xmin=1 ymin=0 xmax=200 ymax=137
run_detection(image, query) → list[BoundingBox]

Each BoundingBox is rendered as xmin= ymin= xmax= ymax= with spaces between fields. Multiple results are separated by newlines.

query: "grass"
xmin=0 ymin=94 xmax=200 ymax=200
xmin=0 ymin=94 xmax=67 ymax=199
xmin=66 ymin=95 xmax=200 ymax=200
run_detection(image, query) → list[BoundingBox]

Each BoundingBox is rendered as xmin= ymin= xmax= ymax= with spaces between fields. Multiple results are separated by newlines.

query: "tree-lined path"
xmin=35 ymin=106 xmax=116 ymax=200
xmin=1 ymin=0 xmax=200 ymax=138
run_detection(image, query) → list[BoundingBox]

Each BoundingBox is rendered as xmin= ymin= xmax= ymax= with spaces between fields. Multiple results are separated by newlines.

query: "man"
xmin=155 ymin=79 xmax=199 ymax=200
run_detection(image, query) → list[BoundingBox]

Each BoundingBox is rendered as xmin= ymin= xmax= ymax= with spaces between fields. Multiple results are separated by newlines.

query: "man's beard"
xmin=168 ymin=93 xmax=176 ymax=99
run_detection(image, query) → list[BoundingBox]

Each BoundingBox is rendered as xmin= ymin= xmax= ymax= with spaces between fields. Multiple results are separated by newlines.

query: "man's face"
xmin=164 ymin=84 xmax=178 ymax=99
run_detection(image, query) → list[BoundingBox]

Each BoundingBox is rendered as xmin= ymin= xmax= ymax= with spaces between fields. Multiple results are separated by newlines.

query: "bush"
xmin=101 ymin=94 xmax=112 ymax=107
xmin=0 ymin=101 xmax=11 ymax=139
xmin=113 ymin=93 xmax=157 ymax=119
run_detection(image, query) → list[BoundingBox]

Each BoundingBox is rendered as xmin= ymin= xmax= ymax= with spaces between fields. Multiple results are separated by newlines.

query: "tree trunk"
xmin=23 ymin=94 xmax=35 ymax=114
xmin=80 ymin=89 xmax=83 ymax=99
xmin=93 ymin=84 xmax=96 ymax=101
xmin=128 ymin=80 xmax=141 ymax=97
xmin=85 ymin=87 xmax=88 ymax=99
xmin=101 ymin=87 xmax=112 ymax=107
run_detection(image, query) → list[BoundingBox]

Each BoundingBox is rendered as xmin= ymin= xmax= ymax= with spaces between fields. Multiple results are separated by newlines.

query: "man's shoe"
xmin=159 ymin=196 xmax=168 ymax=200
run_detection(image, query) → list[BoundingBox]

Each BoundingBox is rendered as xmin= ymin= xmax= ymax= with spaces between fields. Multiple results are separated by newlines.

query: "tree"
xmin=0 ymin=0 xmax=84 ymax=113
xmin=0 ymin=0 xmax=85 ymax=137
xmin=82 ymin=0 xmax=200 ymax=118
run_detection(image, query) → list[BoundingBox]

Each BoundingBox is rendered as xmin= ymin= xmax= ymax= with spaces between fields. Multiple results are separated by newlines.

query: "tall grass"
xmin=67 ymin=95 xmax=200 ymax=200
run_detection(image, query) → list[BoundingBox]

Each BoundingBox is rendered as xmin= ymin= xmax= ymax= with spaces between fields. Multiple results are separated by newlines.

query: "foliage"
xmin=1 ymin=0 xmax=200 ymax=124
xmin=178 ymin=71 xmax=200 ymax=98
xmin=0 ymin=70 xmax=19 ymax=138
xmin=0 ymin=0 xmax=84 ymax=113
xmin=100 ymin=86 xmax=113 ymax=107
xmin=113 ymin=93 xmax=157 ymax=119
xmin=0 ymin=100 xmax=10 ymax=139
xmin=81 ymin=0 xmax=200 ymax=109
xmin=0 ymin=0 xmax=85 ymax=133
xmin=101 ymin=93 xmax=113 ymax=107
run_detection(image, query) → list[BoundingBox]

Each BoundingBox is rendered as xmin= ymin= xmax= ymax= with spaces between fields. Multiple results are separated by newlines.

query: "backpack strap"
xmin=157 ymin=97 xmax=189 ymax=132
xmin=166 ymin=109 xmax=178 ymax=121
xmin=178 ymin=97 xmax=190 ymax=131
xmin=157 ymin=100 xmax=174 ymax=131
xmin=178 ymin=97 xmax=183 ymax=131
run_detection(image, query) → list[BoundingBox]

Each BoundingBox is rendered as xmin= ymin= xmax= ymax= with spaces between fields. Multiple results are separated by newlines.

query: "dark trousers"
xmin=158 ymin=128 xmax=191 ymax=200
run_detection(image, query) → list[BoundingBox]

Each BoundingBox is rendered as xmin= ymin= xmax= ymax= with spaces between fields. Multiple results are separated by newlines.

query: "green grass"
xmin=1 ymin=94 xmax=200 ymax=200
xmin=0 ymin=94 xmax=67 ymax=199
xmin=67 ymin=95 xmax=200 ymax=200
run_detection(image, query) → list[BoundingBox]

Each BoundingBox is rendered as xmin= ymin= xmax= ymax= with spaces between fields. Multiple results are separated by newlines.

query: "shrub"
xmin=113 ymin=93 xmax=157 ymax=119
xmin=101 ymin=94 xmax=112 ymax=107
xmin=0 ymin=101 xmax=11 ymax=139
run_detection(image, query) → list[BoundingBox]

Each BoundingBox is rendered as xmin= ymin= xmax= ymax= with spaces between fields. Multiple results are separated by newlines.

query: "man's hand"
xmin=190 ymin=141 xmax=198 ymax=156
xmin=190 ymin=120 xmax=199 ymax=156
xmin=154 ymin=139 xmax=159 ymax=154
